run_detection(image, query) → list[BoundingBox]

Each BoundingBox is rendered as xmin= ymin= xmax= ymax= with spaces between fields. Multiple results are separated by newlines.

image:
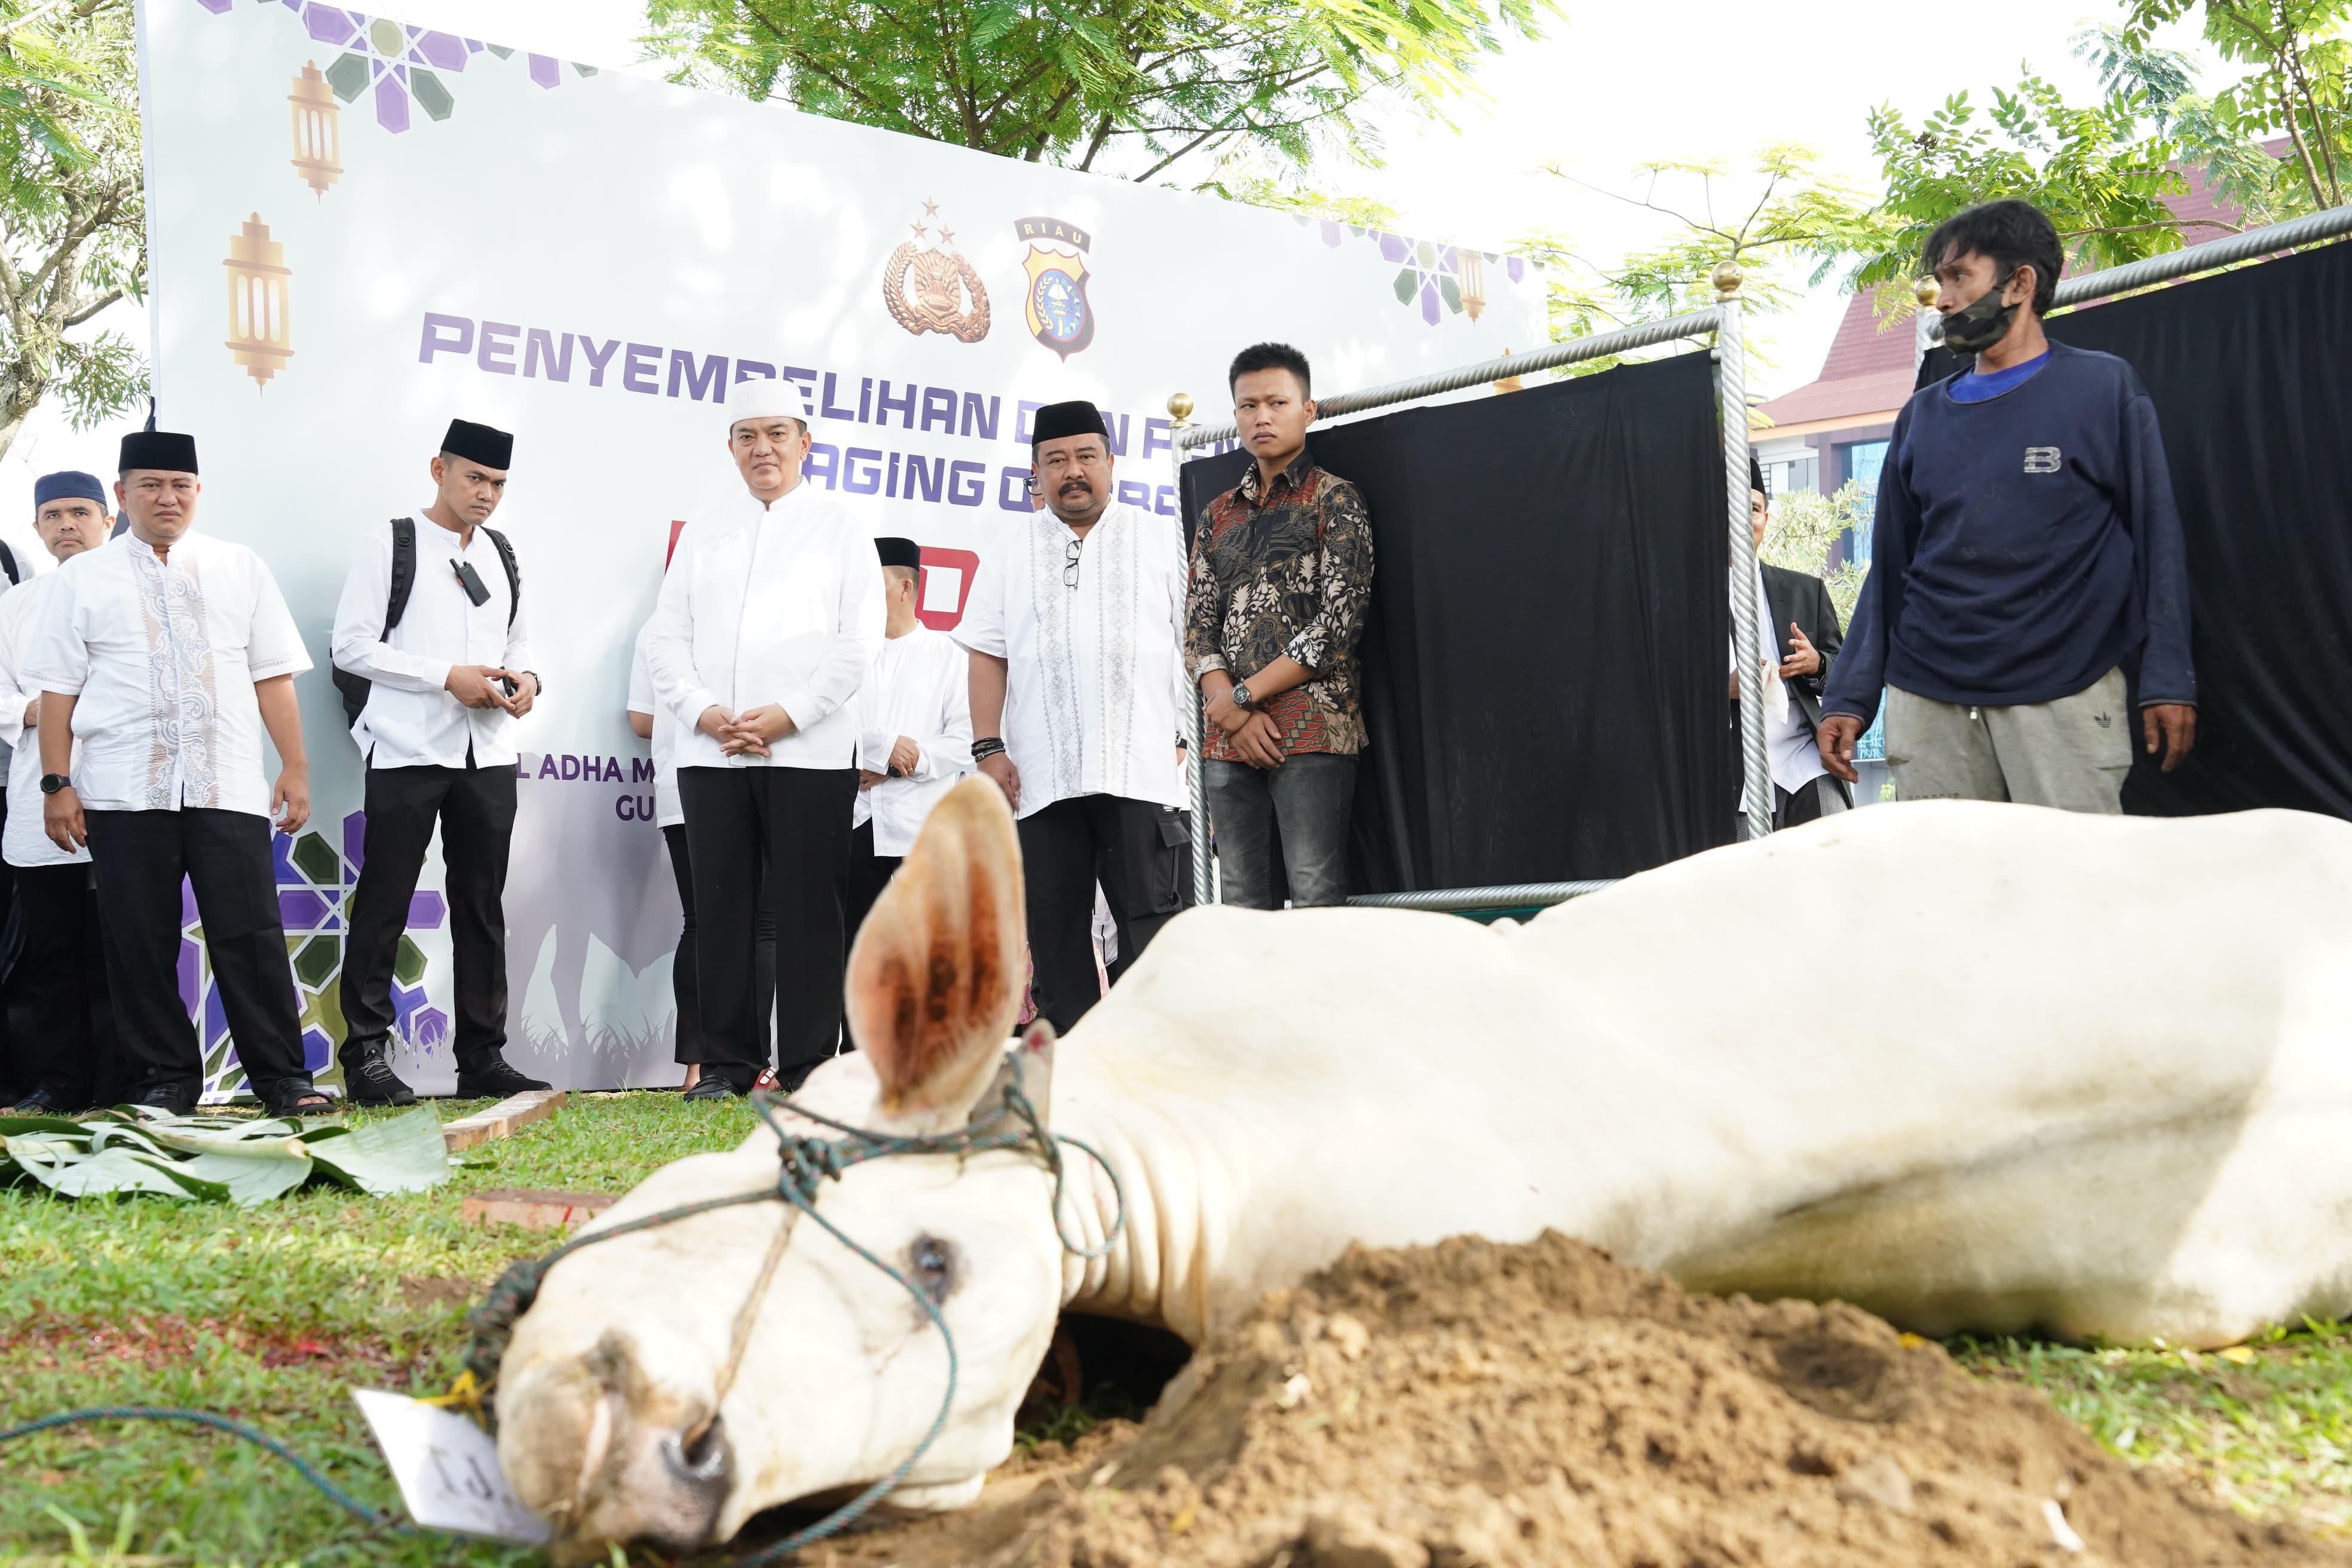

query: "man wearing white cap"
xmin=644 ymin=381 xmax=883 ymax=1098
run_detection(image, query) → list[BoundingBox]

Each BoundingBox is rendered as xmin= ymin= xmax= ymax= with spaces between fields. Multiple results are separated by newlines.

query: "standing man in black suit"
xmin=1735 ymin=455 xmax=1851 ymax=828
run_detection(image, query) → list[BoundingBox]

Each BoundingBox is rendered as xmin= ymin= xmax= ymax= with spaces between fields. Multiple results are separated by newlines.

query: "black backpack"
xmin=0 ymin=538 xmax=19 ymax=587
xmin=333 ymin=516 xmax=520 ymax=727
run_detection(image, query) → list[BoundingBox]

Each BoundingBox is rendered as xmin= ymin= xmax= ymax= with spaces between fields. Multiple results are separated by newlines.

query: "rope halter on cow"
xmin=457 ymin=1052 xmax=1125 ymax=1563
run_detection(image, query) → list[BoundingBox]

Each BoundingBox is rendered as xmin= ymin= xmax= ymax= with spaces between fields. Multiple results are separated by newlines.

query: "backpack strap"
xmin=333 ymin=517 xmax=418 ymax=732
xmin=382 ymin=516 xmax=418 ymax=631
xmin=0 ymin=538 xmax=19 ymax=587
xmin=482 ymin=525 xmax=521 ymax=626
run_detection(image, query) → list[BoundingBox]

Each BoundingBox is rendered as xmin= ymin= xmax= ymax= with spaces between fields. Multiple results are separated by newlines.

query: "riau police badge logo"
xmin=1016 ymin=215 xmax=1095 ymax=360
xmin=883 ymin=199 xmax=990 ymax=343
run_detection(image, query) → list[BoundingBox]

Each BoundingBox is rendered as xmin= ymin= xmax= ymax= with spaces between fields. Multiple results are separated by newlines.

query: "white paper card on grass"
xmin=351 ymin=1389 xmax=552 ymax=1545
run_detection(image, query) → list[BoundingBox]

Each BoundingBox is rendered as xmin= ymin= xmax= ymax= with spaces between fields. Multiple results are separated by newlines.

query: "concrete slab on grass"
xmin=442 ymin=1088 xmax=565 ymax=1152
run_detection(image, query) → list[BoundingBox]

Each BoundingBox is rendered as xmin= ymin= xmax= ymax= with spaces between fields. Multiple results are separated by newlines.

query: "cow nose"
xmin=660 ymin=1415 xmax=733 ymax=1510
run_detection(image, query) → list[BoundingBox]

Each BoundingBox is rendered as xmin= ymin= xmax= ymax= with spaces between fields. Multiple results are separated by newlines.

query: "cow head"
xmin=494 ymin=780 xmax=1069 ymax=1561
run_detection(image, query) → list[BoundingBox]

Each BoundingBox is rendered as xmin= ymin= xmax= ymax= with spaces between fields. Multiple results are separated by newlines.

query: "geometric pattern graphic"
xmin=184 ymin=809 xmax=448 ymax=1101
xmin=1304 ymin=217 xmax=1530 ymax=328
xmin=194 ymin=0 xmax=595 ymax=136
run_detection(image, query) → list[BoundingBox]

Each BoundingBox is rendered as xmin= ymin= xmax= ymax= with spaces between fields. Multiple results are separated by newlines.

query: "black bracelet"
xmin=971 ymin=736 xmax=1007 ymax=761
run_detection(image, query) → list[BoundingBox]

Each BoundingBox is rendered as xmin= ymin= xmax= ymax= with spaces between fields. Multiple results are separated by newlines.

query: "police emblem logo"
xmin=1016 ymin=215 xmax=1095 ymax=360
xmin=883 ymin=199 xmax=990 ymax=343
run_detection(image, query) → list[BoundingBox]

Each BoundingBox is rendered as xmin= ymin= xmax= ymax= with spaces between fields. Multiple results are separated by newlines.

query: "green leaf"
xmin=300 ymin=1107 xmax=452 ymax=1196
xmin=3 ymin=1135 xmax=225 ymax=1201
xmin=139 ymin=1119 xmax=316 ymax=1208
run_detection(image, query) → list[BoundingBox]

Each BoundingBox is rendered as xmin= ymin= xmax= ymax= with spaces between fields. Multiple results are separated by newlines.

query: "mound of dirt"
xmin=824 ymin=1231 xmax=2347 ymax=1568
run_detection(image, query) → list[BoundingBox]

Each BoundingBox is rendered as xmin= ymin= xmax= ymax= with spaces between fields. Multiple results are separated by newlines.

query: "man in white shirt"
xmin=28 ymin=431 xmax=330 ymax=1119
xmin=329 ymin=418 xmax=548 ymax=1104
xmin=0 ymin=472 xmax=120 ymax=1113
xmin=843 ymin=536 xmax=973 ymax=941
xmin=644 ymin=383 xmax=884 ymax=1098
xmin=956 ymin=400 xmax=1193 ymax=1034
xmin=629 ymin=618 xmax=775 ymax=1091
xmin=1734 ymin=457 xmax=1850 ymax=829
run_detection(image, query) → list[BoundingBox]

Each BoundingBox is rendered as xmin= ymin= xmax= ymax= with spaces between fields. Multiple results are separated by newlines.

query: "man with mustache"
xmin=644 ymin=382 xmax=883 ymax=1098
xmin=957 ymin=399 xmax=1192 ymax=1033
xmin=1818 ymin=199 xmax=2197 ymax=810
xmin=27 ymin=431 xmax=331 ymax=1117
xmin=0 ymin=472 xmax=122 ymax=1112
xmin=330 ymin=418 xmax=547 ymax=1104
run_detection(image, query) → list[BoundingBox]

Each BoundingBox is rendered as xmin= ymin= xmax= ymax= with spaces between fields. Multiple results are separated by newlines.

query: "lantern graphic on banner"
xmin=223 ymin=215 xmax=293 ymax=388
xmin=1458 ymin=250 xmax=1488 ymax=322
xmin=288 ymin=62 xmax=342 ymax=196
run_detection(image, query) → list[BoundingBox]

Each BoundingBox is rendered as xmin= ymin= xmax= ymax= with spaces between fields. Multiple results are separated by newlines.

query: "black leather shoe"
xmin=682 ymin=1074 xmax=745 ymax=1101
xmin=339 ymin=1046 xmax=416 ymax=1107
xmin=7 ymin=1086 xmax=71 ymax=1116
xmin=454 ymin=1059 xmax=552 ymax=1100
xmin=134 ymin=1084 xmax=197 ymax=1118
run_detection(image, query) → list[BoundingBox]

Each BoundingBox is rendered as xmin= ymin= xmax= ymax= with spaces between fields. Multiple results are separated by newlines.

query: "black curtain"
xmin=1181 ymin=351 xmax=1733 ymax=895
xmin=1915 ymin=240 xmax=2352 ymax=818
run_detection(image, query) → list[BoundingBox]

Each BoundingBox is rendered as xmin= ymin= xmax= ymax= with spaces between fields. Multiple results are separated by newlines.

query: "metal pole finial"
xmin=1711 ymin=261 xmax=1744 ymax=299
xmin=1914 ymin=275 xmax=1940 ymax=308
xmin=1167 ymin=392 xmax=1194 ymax=427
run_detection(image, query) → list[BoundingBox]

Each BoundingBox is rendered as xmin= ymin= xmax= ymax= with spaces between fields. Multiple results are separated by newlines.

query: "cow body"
xmin=498 ymin=795 xmax=2352 ymax=1557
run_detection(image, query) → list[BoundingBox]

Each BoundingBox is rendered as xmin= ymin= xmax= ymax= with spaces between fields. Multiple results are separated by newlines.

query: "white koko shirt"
xmin=953 ymin=501 xmax=1189 ymax=820
xmin=853 ymin=623 xmax=973 ymax=857
xmin=626 ymin=623 xmax=684 ymax=828
xmin=644 ymin=483 xmax=884 ymax=771
xmin=330 ymin=516 xmax=534 ymax=768
xmin=26 ymin=529 xmax=313 ymax=817
xmin=0 ymin=571 xmax=89 ymax=867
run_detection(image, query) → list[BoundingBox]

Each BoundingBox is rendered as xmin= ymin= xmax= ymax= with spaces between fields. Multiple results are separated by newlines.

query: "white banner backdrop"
xmin=136 ymin=0 xmax=1546 ymax=1093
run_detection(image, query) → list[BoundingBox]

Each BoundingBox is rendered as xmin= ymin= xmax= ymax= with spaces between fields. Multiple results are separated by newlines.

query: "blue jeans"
xmin=1205 ymin=752 xmax=1358 ymax=909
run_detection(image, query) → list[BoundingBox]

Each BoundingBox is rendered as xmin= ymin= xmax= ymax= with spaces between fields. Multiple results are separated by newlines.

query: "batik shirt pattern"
xmin=1186 ymin=452 xmax=1374 ymax=758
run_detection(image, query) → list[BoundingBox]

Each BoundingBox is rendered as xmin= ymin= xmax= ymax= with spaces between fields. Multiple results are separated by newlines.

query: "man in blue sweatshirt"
xmin=1817 ymin=200 xmax=2198 ymax=811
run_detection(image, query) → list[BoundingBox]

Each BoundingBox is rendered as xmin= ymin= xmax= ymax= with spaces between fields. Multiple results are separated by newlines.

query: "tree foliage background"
xmin=0 ymin=0 xmax=145 ymax=463
xmin=642 ymin=0 xmax=1556 ymax=183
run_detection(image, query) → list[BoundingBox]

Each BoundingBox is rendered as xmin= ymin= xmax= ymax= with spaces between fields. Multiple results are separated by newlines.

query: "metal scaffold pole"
xmin=1715 ymin=263 xmax=1771 ymax=841
xmin=1166 ymin=393 xmax=1215 ymax=907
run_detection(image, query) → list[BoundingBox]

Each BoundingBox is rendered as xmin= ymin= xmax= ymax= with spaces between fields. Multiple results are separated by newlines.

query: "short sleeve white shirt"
xmin=953 ymin=501 xmax=1188 ymax=819
xmin=25 ymin=529 xmax=313 ymax=816
xmin=0 ymin=572 xmax=88 ymax=866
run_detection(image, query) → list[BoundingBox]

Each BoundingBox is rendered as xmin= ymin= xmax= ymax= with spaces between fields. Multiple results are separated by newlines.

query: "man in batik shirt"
xmin=1187 ymin=342 xmax=1374 ymax=908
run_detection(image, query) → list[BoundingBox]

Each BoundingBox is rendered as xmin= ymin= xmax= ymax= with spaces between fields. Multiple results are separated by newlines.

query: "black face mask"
xmin=1939 ymin=269 xmax=2022 ymax=354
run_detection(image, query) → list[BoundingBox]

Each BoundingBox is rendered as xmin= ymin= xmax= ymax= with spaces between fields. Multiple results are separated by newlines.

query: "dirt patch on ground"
xmin=2 ymin=1313 xmax=408 ymax=1377
xmin=812 ymin=1232 xmax=2348 ymax=1568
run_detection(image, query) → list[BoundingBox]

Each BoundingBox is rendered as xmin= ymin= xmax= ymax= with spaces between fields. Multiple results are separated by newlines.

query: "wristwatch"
xmin=39 ymin=773 xmax=71 ymax=795
xmin=1230 ymin=681 xmax=1254 ymax=709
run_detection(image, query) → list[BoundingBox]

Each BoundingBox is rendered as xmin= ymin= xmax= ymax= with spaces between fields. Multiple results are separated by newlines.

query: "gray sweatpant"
xmin=1884 ymin=666 xmax=2133 ymax=814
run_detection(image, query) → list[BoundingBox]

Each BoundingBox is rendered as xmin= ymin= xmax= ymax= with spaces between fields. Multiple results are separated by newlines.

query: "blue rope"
xmin=0 ymin=1405 xmax=397 ymax=1530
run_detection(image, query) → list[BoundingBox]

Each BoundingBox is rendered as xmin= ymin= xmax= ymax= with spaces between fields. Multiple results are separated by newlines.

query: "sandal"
xmin=260 ymin=1086 xmax=340 ymax=1119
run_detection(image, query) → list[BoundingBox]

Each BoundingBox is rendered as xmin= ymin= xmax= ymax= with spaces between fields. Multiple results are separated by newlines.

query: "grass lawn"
xmin=6 ymin=1092 xmax=2350 ymax=1564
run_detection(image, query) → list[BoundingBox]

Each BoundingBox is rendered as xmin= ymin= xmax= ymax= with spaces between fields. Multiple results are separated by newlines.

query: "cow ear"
xmin=846 ymin=777 xmax=1026 ymax=1132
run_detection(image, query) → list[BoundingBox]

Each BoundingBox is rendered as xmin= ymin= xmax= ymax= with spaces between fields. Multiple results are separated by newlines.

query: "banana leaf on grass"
xmin=0 ymin=1105 xmax=449 ymax=1206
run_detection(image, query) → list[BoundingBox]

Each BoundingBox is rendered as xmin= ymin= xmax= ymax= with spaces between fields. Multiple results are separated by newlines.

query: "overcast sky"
xmin=0 ymin=0 xmax=2216 ymax=561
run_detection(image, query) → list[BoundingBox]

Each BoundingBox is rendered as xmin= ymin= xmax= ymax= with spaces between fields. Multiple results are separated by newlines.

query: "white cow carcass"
xmin=494 ymin=782 xmax=2352 ymax=1560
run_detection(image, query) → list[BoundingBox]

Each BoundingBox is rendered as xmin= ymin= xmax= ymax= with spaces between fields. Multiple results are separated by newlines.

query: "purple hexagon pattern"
xmin=195 ymin=1 xmax=595 ymax=135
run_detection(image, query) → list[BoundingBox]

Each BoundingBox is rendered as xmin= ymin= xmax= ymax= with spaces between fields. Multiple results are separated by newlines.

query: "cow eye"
xmin=909 ymin=1235 xmax=957 ymax=1303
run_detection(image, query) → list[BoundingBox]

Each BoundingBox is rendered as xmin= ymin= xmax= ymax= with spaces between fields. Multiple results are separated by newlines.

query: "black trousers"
xmin=0 ymin=790 xmax=16 ymax=1100
xmin=840 ymin=818 xmax=902 ymax=953
xmin=678 ymin=765 xmax=856 ymax=1085
xmin=2 ymin=861 xmax=121 ymax=1107
xmin=663 ymin=822 xmax=776 ymax=1067
xmin=84 ymin=808 xmax=310 ymax=1101
xmin=340 ymin=764 xmax=516 ymax=1073
xmin=1018 ymin=795 xmax=1193 ymax=1035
